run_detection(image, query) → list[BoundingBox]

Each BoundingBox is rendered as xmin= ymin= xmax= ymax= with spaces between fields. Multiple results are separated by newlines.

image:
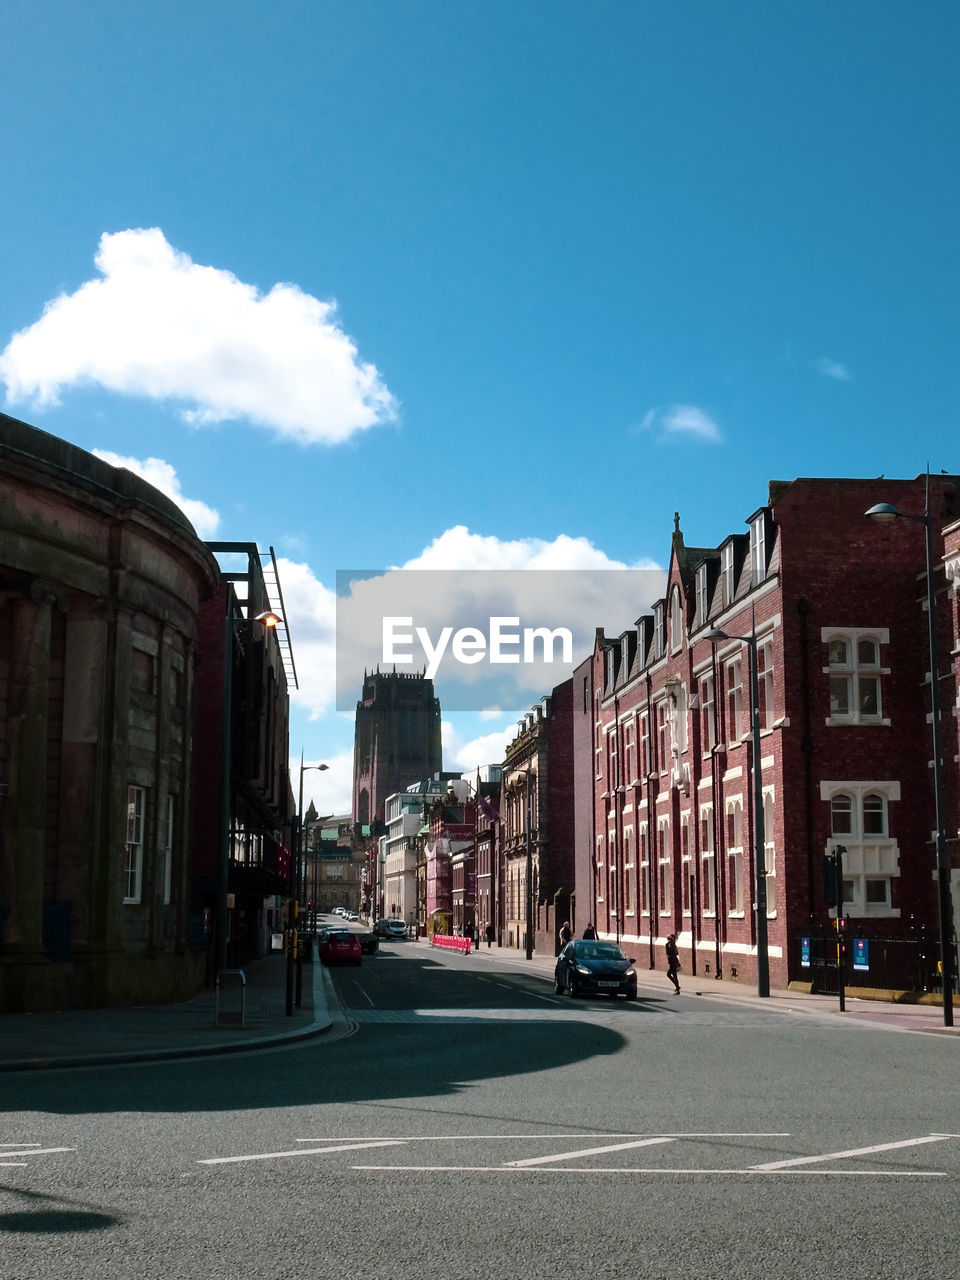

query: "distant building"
xmin=352 ymin=670 xmax=442 ymax=827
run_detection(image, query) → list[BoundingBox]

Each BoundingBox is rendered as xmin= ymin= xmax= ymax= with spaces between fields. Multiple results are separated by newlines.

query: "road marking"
xmin=506 ymin=1137 xmax=675 ymax=1167
xmin=353 ymin=1165 xmax=945 ymax=1177
xmin=293 ymin=1132 xmax=790 ymax=1143
xmin=198 ymin=1139 xmax=405 ymax=1166
xmin=352 ymin=984 xmax=375 ymax=1007
xmin=0 ymin=1146 xmax=74 ymax=1159
xmin=750 ymin=1134 xmax=955 ymax=1171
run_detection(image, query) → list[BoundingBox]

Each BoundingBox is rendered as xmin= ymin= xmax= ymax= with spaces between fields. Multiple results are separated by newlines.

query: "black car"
xmin=554 ymin=939 xmax=638 ymax=999
xmin=357 ymin=931 xmax=379 ymax=955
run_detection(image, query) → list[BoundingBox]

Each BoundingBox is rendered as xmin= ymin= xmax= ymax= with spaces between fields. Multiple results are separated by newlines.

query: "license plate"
xmin=597 ymin=980 xmax=619 ymax=988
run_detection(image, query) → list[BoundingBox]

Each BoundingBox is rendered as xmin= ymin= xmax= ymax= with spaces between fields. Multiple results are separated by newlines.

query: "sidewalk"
xmin=0 ymin=951 xmax=334 ymax=1072
xmin=453 ymin=937 xmax=960 ymax=1037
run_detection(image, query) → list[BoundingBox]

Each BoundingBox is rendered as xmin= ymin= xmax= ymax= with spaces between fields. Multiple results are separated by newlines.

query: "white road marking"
xmin=0 ymin=1146 xmax=74 ymax=1159
xmin=506 ymin=1137 xmax=675 ymax=1167
xmin=750 ymin=1134 xmax=955 ymax=1171
xmin=293 ymin=1132 xmax=790 ymax=1143
xmin=0 ymin=1163 xmax=28 ymax=1167
xmin=198 ymin=1139 xmax=405 ymax=1166
xmin=353 ymin=1165 xmax=945 ymax=1178
xmin=352 ymin=984 xmax=375 ymax=1007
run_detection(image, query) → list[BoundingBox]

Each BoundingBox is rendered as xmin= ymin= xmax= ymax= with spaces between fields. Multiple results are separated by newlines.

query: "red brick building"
xmin=501 ymin=679 xmax=575 ymax=956
xmin=586 ymin=476 xmax=960 ymax=992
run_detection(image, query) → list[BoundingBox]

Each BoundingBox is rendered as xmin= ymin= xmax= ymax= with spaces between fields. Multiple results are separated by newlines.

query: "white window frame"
xmin=657 ymin=818 xmax=671 ymax=915
xmin=700 ymin=672 xmax=716 ymax=753
xmin=750 ymin=514 xmax=766 ymax=584
xmin=821 ymin=780 xmax=901 ymax=918
xmin=726 ymin=656 xmax=743 ymax=743
xmin=822 ymin=628 xmax=890 ymax=726
xmin=670 ymin=586 xmax=683 ymax=653
xmin=721 ymin=542 xmax=735 ymax=607
xmin=695 ymin=563 xmax=708 ymax=627
xmin=763 ymin=789 xmax=776 ymax=916
xmin=726 ymin=799 xmax=744 ymax=916
xmin=700 ymin=804 xmax=716 ymax=915
xmin=653 ymin=603 xmax=665 ymax=659
xmin=124 ymin=785 xmax=146 ymax=904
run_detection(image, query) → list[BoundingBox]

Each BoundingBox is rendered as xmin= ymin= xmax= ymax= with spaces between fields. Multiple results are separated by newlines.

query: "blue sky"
xmin=2 ymin=1 xmax=957 ymax=815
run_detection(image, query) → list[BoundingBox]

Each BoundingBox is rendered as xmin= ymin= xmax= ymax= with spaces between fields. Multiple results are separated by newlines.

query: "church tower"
xmin=352 ymin=671 xmax=442 ymax=827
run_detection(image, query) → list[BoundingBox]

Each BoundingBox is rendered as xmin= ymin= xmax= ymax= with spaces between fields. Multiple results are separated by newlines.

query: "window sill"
xmin=825 ymin=717 xmax=891 ymax=728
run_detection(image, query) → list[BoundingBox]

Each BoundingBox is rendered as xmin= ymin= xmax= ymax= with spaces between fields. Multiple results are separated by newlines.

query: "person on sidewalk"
xmin=558 ymin=921 xmax=573 ymax=948
xmin=665 ymin=932 xmax=681 ymax=993
xmin=582 ymin=922 xmax=597 ymax=940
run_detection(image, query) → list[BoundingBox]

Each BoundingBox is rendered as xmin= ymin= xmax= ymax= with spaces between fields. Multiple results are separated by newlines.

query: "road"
xmin=3 ymin=938 xmax=960 ymax=1279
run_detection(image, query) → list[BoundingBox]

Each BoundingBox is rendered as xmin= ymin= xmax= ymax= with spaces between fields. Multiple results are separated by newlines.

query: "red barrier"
xmin=431 ymin=934 xmax=472 ymax=954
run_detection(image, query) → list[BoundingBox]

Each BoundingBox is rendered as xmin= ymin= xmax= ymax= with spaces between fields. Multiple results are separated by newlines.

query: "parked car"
xmin=319 ymin=929 xmax=362 ymax=966
xmin=554 ymin=939 xmax=638 ymax=999
xmin=357 ymin=932 xmax=380 ymax=955
xmin=375 ymin=918 xmax=408 ymax=939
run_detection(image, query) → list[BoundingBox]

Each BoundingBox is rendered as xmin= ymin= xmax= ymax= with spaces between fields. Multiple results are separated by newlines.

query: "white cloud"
xmin=293 ymin=746 xmax=354 ymax=818
xmin=92 ymin=450 xmax=220 ymax=537
xmin=815 ymin=357 xmax=852 ymax=382
xmin=396 ymin=526 xmax=659 ymax=572
xmin=639 ymin=404 xmax=722 ymax=444
xmin=0 ymin=228 xmax=398 ymax=444
xmin=275 ymin=557 xmax=338 ymax=720
xmin=441 ymin=720 xmax=519 ymax=773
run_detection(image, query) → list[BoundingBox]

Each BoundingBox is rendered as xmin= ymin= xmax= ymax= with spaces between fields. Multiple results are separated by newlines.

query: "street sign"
xmin=853 ymin=938 xmax=869 ymax=972
xmin=800 ymin=936 xmax=811 ymax=968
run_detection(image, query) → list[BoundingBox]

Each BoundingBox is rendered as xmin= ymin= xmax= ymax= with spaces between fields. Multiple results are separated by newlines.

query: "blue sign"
xmin=800 ymin=936 xmax=811 ymax=968
xmin=853 ymin=938 xmax=869 ymax=972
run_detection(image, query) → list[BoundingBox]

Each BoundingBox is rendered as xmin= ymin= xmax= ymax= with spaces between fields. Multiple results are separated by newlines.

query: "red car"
xmin=319 ymin=929 xmax=362 ymax=966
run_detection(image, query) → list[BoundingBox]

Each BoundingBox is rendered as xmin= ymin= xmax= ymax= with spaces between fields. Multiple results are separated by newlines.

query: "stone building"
xmin=352 ymin=670 xmax=442 ymax=827
xmin=0 ymin=413 xmax=219 ymax=1010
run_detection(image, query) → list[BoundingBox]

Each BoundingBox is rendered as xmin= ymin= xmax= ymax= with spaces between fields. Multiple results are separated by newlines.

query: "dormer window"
xmin=653 ymin=603 xmax=665 ymax=659
xmin=721 ymin=543 xmax=735 ymax=608
xmin=695 ymin=563 xmax=708 ymax=626
xmin=750 ymin=514 xmax=767 ymax=584
xmin=669 ymin=586 xmax=683 ymax=653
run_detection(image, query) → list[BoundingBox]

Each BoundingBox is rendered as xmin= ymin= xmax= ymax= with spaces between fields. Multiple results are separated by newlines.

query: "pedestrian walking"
xmin=559 ymin=920 xmax=573 ymax=948
xmin=665 ymin=932 xmax=681 ymax=993
xmin=582 ymin=922 xmax=597 ymax=940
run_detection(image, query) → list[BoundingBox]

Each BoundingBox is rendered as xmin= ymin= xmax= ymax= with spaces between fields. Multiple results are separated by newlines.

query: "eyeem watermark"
xmin=382 ymin=615 xmax=573 ymax=680
xmin=336 ymin=568 xmax=665 ymax=711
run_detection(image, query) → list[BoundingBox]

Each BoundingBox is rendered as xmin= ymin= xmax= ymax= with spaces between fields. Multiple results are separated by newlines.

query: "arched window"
xmin=831 ymin=793 xmax=854 ymax=836
xmin=862 ymin=793 xmax=886 ymax=836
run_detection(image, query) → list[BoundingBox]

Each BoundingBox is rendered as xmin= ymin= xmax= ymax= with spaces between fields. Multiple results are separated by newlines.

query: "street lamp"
xmin=866 ymin=491 xmax=954 ymax=1028
xmin=286 ymin=754 xmax=328 ymax=1016
xmin=705 ymin=625 xmax=770 ymax=997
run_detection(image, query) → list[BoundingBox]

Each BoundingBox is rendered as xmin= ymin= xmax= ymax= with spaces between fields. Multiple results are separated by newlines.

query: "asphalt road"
xmin=3 ymin=941 xmax=960 ymax=1280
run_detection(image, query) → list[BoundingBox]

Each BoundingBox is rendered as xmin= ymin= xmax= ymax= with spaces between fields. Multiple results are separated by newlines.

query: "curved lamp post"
xmin=705 ymin=625 xmax=770 ymax=998
xmin=866 ymin=495 xmax=954 ymax=1027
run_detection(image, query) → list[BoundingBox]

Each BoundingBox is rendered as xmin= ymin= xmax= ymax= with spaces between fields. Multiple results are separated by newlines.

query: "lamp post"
xmin=705 ymin=626 xmax=770 ymax=997
xmin=286 ymin=754 xmax=328 ymax=1016
xmin=866 ymin=491 xmax=954 ymax=1027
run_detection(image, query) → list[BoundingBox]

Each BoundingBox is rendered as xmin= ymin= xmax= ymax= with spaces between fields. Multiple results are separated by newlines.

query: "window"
xmin=680 ymin=815 xmax=692 ymax=914
xmin=670 ymin=586 xmax=683 ymax=653
xmin=606 ymin=729 xmax=618 ymax=787
xmin=757 ymin=639 xmax=774 ymax=729
xmin=721 ymin=543 xmax=735 ymax=607
xmin=658 ymin=820 xmax=671 ymax=914
xmin=656 ymin=700 xmax=668 ymax=772
xmin=763 ymin=791 xmax=776 ymax=915
xmin=825 ymin=631 xmax=885 ymax=723
xmin=639 ymin=713 xmax=651 ymax=777
xmin=726 ymin=801 xmax=744 ymax=914
xmin=125 ymin=785 xmax=146 ymax=904
xmin=700 ymin=806 xmax=716 ymax=914
xmin=726 ymin=657 xmax=743 ymax=742
xmin=639 ymin=825 xmax=650 ymax=916
xmin=653 ymin=604 xmax=665 ymax=659
xmin=700 ymin=673 xmax=716 ymax=751
xmin=822 ymin=782 xmax=899 ymax=917
xmin=624 ymin=828 xmax=635 ymax=917
xmin=623 ymin=719 xmax=635 ymax=784
xmin=695 ymin=563 xmax=709 ymax=627
xmin=750 ymin=514 xmax=766 ymax=584
xmin=131 ymin=647 xmax=155 ymax=694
